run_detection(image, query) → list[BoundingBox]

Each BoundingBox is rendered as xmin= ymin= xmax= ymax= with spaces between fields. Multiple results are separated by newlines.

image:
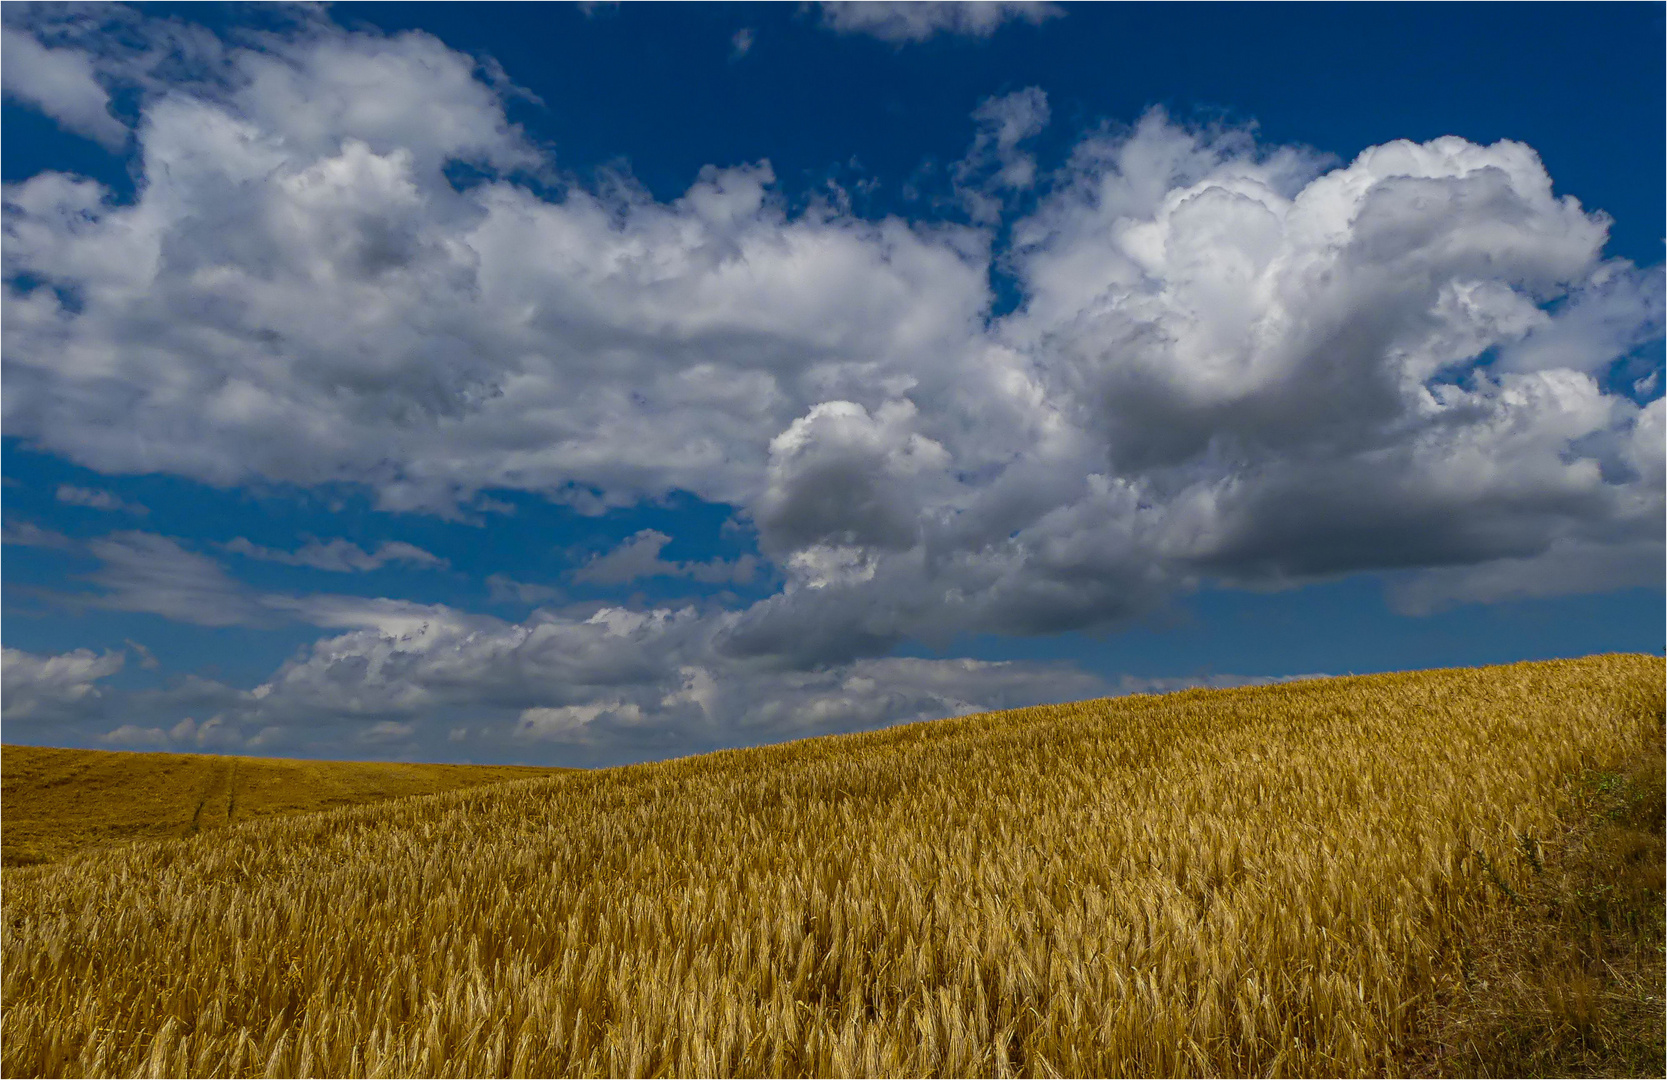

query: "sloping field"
xmin=2 ymin=654 xmax=1661 ymax=1078
xmin=0 ymin=745 xmax=570 ymax=867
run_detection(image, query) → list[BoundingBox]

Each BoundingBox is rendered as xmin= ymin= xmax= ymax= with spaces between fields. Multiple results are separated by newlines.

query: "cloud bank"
xmin=2 ymin=10 xmax=1660 ymax=759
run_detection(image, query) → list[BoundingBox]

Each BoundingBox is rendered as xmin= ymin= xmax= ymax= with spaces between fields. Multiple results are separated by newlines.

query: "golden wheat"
xmin=0 ymin=745 xmax=569 ymax=867
xmin=2 ymin=654 xmax=1660 ymax=1078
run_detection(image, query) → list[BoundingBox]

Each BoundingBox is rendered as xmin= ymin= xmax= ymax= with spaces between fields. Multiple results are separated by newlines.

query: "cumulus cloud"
xmin=3 ymin=38 xmax=988 ymax=519
xmin=222 ymin=536 xmax=446 ymax=572
xmin=758 ymin=399 xmax=952 ymax=558
xmin=1 ymin=13 xmax=1661 ymax=754
xmin=55 ymin=484 xmax=147 ymax=514
xmin=86 ymin=600 xmax=1109 ymax=763
xmin=817 ymin=2 xmax=1062 ymax=43
xmin=2 ymin=645 xmax=123 ymax=721
xmin=58 ymin=595 xmax=1333 ymax=764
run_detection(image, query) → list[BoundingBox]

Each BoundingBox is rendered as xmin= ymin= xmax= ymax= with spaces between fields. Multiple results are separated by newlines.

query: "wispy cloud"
xmin=123 ymin=638 xmax=162 ymax=670
xmin=1 ymin=520 xmax=75 ymax=549
xmin=52 ymin=532 xmax=448 ymax=630
xmin=56 ymin=485 xmax=147 ymax=515
xmin=816 ymin=1 xmax=1062 ymax=43
xmin=222 ymin=537 xmax=446 ymax=573
xmin=730 ymin=27 xmax=754 ymax=61
xmin=573 ymin=530 xmax=759 ymax=587
xmin=486 ymin=573 xmax=564 ymax=605
xmin=80 ymin=532 xmax=270 ymax=627
xmin=0 ymin=26 xmax=127 ymax=148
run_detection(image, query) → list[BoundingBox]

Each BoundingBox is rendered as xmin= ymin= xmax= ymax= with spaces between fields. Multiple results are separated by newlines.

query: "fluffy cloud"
xmin=758 ymin=399 xmax=952 ymax=559
xmin=3 ymin=56 xmax=989 ymax=517
xmin=1 ymin=14 xmax=1661 ymax=759
xmin=39 ymin=595 xmax=1333 ymax=763
xmin=2 ymin=646 xmax=123 ymax=721
xmin=77 ymin=600 xmax=1108 ymax=764
xmin=817 ymin=2 xmax=1063 ymax=43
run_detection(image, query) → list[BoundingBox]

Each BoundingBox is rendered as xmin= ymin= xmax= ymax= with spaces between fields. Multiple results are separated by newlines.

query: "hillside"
xmin=2 ymin=654 xmax=1661 ymax=1078
xmin=0 ymin=745 xmax=570 ymax=867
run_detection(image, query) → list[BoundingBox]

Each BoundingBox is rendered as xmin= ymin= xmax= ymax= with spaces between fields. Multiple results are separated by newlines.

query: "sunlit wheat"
xmin=2 ymin=653 xmax=1659 ymax=1078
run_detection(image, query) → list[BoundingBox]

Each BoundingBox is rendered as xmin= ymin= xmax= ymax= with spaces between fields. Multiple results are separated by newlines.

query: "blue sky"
xmin=2 ymin=1 xmax=1662 ymax=766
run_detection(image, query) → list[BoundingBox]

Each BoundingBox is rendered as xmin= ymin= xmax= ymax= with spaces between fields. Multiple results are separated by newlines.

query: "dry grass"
xmin=1406 ymin=727 xmax=1665 ymax=1077
xmin=1 ymin=653 xmax=1660 ymax=1078
xmin=1 ymin=745 xmax=569 ymax=867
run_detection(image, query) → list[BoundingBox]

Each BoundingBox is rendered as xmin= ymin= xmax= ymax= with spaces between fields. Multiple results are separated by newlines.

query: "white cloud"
xmin=222 ymin=536 xmax=446 ymax=572
xmin=1112 ymin=672 xmax=1330 ymax=696
xmin=79 ymin=532 xmax=270 ymax=627
xmin=62 ymin=531 xmax=449 ymax=629
xmin=1 ymin=14 xmax=1661 ymax=691
xmin=2 ymin=646 xmax=123 ymax=721
xmin=730 ymin=27 xmax=754 ymax=61
xmin=36 ymin=590 xmax=1332 ymax=762
xmin=758 ymin=399 xmax=952 ymax=557
xmin=2 ymin=520 xmax=75 ymax=549
xmin=1498 ymin=263 xmax=1665 ymax=375
xmin=573 ymin=529 xmax=758 ymax=586
xmin=1 ymin=26 xmax=127 ymax=148
xmin=3 ymin=55 xmax=989 ymax=518
xmin=954 ymin=87 xmax=1050 ymax=222
xmin=518 ymin=700 xmax=643 ymax=742
xmin=55 ymin=484 xmax=147 ymax=514
xmin=817 ymin=2 xmax=1062 ymax=43
xmin=211 ymin=601 xmax=1110 ymax=762
xmin=1388 ymin=535 xmax=1665 ymax=615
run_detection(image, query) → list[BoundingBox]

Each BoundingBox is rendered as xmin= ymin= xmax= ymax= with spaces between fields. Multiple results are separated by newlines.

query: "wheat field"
xmin=2 ymin=654 xmax=1661 ymax=1078
xmin=0 ymin=745 xmax=569 ymax=868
